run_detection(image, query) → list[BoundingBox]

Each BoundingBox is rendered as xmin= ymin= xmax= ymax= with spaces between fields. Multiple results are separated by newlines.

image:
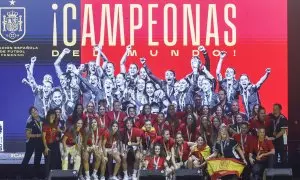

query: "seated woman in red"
xmin=121 ymin=117 xmax=142 ymax=180
xmin=173 ymin=132 xmax=195 ymax=169
xmin=82 ymin=118 xmax=102 ymax=180
xmin=103 ymin=121 xmax=122 ymax=180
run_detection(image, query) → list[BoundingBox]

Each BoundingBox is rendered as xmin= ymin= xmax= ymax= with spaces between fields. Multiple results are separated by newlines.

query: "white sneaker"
xmin=78 ymin=175 xmax=85 ymax=180
xmin=92 ymin=174 xmax=99 ymax=180
xmin=123 ymin=174 xmax=129 ymax=180
xmin=85 ymin=175 xmax=91 ymax=180
xmin=111 ymin=176 xmax=118 ymax=180
xmin=99 ymin=176 xmax=105 ymax=180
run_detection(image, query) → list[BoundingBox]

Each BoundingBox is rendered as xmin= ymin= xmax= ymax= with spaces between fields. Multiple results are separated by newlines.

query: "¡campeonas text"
xmin=52 ymin=3 xmax=237 ymax=47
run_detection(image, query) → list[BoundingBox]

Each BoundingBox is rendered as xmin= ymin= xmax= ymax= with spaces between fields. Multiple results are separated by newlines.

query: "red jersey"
xmin=106 ymin=111 xmax=127 ymax=130
xmin=64 ymin=130 xmax=82 ymax=146
xmin=66 ymin=113 xmax=87 ymax=129
xmin=169 ymin=121 xmax=185 ymax=137
xmin=98 ymin=114 xmax=110 ymax=129
xmin=181 ymin=126 xmax=197 ymax=142
xmin=249 ymin=117 xmax=272 ymax=135
xmin=135 ymin=113 xmax=158 ymax=128
xmin=174 ymin=141 xmax=190 ymax=161
xmin=250 ymin=138 xmax=274 ymax=160
xmin=146 ymin=156 xmax=165 ymax=170
xmin=153 ymin=136 xmax=175 ymax=152
xmin=42 ymin=124 xmax=59 ymax=144
xmin=85 ymin=129 xmax=100 ymax=146
xmin=122 ymin=127 xmax=142 ymax=143
xmin=153 ymin=122 xmax=171 ymax=136
xmin=141 ymin=127 xmax=157 ymax=146
xmin=233 ymin=134 xmax=254 ymax=156
xmin=104 ymin=130 xmax=119 ymax=148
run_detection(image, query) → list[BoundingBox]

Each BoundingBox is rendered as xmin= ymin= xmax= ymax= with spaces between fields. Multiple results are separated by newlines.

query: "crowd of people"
xmin=20 ymin=45 xmax=287 ymax=180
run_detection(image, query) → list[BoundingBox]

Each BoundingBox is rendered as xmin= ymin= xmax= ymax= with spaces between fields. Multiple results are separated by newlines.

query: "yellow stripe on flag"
xmin=207 ymin=158 xmax=245 ymax=180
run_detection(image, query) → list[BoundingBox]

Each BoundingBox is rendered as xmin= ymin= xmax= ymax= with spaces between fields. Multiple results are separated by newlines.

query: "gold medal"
xmin=166 ymin=155 xmax=170 ymax=161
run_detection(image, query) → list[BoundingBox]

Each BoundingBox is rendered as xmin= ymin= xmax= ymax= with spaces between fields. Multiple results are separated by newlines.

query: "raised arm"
xmin=198 ymin=46 xmax=210 ymax=72
xmin=140 ymin=58 xmax=163 ymax=86
xmin=216 ymin=51 xmax=227 ymax=81
xmin=202 ymin=66 xmax=215 ymax=80
xmin=29 ymin=56 xmax=36 ymax=75
xmin=255 ymin=68 xmax=271 ymax=89
xmin=54 ymin=48 xmax=71 ymax=77
xmin=100 ymin=51 xmax=109 ymax=70
xmin=94 ymin=44 xmax=102 ymax=67
xmin=120 ymin=45 xmax=132 ymax=74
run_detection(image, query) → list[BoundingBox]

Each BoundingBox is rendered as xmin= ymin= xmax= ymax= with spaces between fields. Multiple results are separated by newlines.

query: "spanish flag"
xmin=207 ymin=158 xmax=245 ymax=180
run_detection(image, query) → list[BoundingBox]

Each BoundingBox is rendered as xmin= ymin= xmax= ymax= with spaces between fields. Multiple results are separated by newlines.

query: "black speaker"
xmin=48 ymin=170 xmax=78 ymax=180
xmin=263 ymin=168 xmax=293 ymax=180
xmin=175 ymin=169 xmax=203 ymax=180
xmin=139 ymin=169 xmax=166 ymax=180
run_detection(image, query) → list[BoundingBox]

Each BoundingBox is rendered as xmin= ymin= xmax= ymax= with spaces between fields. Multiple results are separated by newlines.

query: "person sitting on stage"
xmin=61 ymin=119 xmax=83 ymax=171
xmin=82 ymin=118 xmax=102 ymax=180
xmin=122 ymin=118 xmax=142 ymax=180
xmin=249 ymin=127 xmax=275 ymax=180
xmin=103 ymin=121 xmax=122 ymax=180
xmin=173 ymin=132 xmax=195 ymax=169
xmin=187 ymin=136 xmax=211 ymax=169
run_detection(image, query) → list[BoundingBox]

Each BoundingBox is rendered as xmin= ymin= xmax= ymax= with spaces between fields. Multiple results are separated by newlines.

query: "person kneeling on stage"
xmin=122 ymin=118 xmax=142 ymax=180
xmin=173 ymin=132 xmax=195 ymax=169
xmin=249 ymin=127 xmax=275 ymax=180
xmin=188 ymin=136 xmax=211 ymax=169
xmin=82 ymin=118 xmax=102 ymax=180
xmin=61 ymin=119 xmax=83 ymax=171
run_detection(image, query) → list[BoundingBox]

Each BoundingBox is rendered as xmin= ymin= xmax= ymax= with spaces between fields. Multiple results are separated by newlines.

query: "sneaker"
xmin=111 ymin=176 xmax=118 ymax=180
xmin=123 ymin=174 xmax=129 ymax=180
xmin=85 ymin=175 xmax=91 ymax=180
xmin=92 ymin=174 xmax=99 ymax=180
xmin=78 ymin=175 xmax=85 ymax=180
xmin=99 ymin=176 xmax=105 ymax=180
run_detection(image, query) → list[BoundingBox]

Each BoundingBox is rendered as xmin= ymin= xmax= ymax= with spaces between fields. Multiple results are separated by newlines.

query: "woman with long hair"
xmin=61 ymin=119 xmax=83 ymax=171
xmin=187 ymin=136 xmax=211 ymax=169
xmin=198 ymin=115 xmax=213 ymax=147
xmin=82 ymin=118 xmax=102 ymax=180
xmin=211 ymin=116 xmax=222 ymax=146
xmin=173 ymin=132 xmax=195 ymax=169
xmin=165 ymin=104 xmax=184 ymax=137
xmin=122 ymin=118 xmax=142 ymax=180
xmin=66 ymin=103 xmax=85 ymax=129
xmin=229 ymin=113 xmax=245 ymax=136
xmin=153 ymin=112 xmax=170 ymax=136
xmin=182 ymin=113 xmax=197 ymax=142
xmin=207 ymin=127 xmax=247 ymax=180
xmin=42 ymin=109 xmax=61 ymax=178
xmin=103 ymin=121 xmax=122 ymax=180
